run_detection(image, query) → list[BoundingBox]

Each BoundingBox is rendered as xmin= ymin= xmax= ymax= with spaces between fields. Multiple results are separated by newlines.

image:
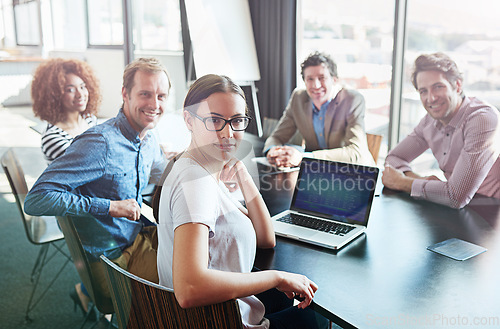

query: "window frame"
xmin=85 ymin=0 xmax=124 ymax=49
xmin=12 ymin=0 xmax=41 ymax=47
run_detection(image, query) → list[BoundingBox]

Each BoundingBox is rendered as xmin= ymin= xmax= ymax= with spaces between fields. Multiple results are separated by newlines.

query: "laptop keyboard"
xmin=277 ymin=213 xmax=355 ymax=236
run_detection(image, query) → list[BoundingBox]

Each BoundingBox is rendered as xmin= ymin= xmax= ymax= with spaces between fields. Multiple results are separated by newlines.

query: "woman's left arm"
xmin=221 ymin=159 xmax=275 ymax=248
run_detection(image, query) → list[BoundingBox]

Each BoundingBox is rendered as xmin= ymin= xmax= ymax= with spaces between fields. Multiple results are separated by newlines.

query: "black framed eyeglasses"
xmin=190 ymin=112 xmax=252 ymax=131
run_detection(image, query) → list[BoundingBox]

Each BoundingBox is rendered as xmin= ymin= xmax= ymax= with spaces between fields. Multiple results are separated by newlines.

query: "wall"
xmin=84 ymin=49 xmax=125 ymax=118
xmin=49 ymin=50 xmax=187 ymax=119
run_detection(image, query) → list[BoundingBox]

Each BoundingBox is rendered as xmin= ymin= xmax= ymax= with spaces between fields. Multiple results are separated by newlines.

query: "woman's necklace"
xmin=184 ymin=148 xmax=220 ymax=183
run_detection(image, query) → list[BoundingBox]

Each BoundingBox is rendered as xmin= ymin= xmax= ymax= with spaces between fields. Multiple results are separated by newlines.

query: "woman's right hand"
xmin=275 ymin=271 xmax=318 ymax=309
xmin=220 ymin=157 xmax=250 ymax=187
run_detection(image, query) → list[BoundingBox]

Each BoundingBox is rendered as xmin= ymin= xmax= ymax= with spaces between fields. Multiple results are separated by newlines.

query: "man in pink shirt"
xmin=382 ymin=52 xmax=499 ymax=208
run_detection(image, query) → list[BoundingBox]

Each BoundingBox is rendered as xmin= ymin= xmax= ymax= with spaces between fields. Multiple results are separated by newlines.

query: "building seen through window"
xmin=301 ymin=0 xmax=500 ymax=174
xmin=300 ymin=0 xmax=394 ymax=161
xmin=403 ymin=0 xmax=500 ymax=138
xmin=401 ymin=0 xmax=500 ymax=175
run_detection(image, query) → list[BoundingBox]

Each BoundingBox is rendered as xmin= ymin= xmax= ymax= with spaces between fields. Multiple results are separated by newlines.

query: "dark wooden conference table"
xmin=144 ymin=134 xmax=499 ymax=328
xmin=254 ymin=167 xmax=500 ymax=329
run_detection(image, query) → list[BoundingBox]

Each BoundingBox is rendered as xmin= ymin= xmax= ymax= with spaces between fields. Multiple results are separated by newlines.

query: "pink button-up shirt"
xmin=385 ymin=96 xmax=500 ymax=208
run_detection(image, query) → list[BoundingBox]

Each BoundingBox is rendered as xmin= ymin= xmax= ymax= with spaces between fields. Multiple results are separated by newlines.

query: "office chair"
xmin=366 ymin=133 xmax=383 ymax=164
xmin=1 ymin=148 xmax=72 ymax=322
xmin=100 ymin=255 xmax=244 ymax=329
xmin=56 ymin=215 xmax=115 ymax=329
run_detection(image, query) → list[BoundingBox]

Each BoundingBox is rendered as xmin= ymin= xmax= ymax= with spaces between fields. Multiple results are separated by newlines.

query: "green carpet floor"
xmin=0 ymin=147 xmax=111 ymax=329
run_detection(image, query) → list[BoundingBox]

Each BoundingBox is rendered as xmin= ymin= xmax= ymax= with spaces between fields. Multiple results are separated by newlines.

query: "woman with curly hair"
xmin=31 ymin=58 xmax=101 ymax=163
xmin=31 ymin=58 xmax=101 ymax=320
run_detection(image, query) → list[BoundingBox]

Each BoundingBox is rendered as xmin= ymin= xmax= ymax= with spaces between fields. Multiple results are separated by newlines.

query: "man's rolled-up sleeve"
xmin=24 ymin=133 xmax=109 ymax=217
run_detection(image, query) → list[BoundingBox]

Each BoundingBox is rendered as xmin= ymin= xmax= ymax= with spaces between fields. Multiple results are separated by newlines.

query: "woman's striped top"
xmin=41 ymin=115 xmax=98 ymax=163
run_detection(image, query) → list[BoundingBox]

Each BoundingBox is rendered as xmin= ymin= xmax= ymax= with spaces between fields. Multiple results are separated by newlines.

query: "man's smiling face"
xmin=416 ymin=70 xmax=463 ymax=126
xmin=303 ymin=63 xmax=337 ymax=108
xmin=122 ymin=70 xmax=170 ymax=138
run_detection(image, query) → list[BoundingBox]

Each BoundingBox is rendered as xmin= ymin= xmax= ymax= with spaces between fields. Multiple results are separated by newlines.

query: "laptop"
xmin=272 ymin=157 xmax=379 ymax=250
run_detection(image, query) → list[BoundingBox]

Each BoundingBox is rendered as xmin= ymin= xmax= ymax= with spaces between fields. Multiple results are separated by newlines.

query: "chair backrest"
xmin=1 ymin=148 xmax=63 ymax=245
xmin=2 ymin=148 xmax=29 ymax=217
xmin=101 ymin=255 xmax=244 ymax=329
xmin=366 ymin=133 xmax=383 ymax=164
xmin=57 ymin=215 xmax=114 ymax=314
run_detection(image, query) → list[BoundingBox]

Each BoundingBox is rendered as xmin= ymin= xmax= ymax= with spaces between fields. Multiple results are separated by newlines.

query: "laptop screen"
xmin=290 ymin=158 xmax=379 ymax=225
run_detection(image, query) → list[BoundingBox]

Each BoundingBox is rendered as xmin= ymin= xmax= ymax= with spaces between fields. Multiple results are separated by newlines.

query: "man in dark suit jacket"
xmin=264 ymin=52 xmax=374 ymax=167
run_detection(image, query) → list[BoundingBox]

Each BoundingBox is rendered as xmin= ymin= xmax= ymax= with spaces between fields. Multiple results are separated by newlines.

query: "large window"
xmin=50 ymin=0 xmax=86 ymax=50
xmin=13 ymin=0 xmax=40 ymax=46
xmin=132 ymin=0 xmax=182 ymax=52
xmin=301 ymin=0 xmax=500 ymax=173
xmin=402 ymin=0 xmax=500 ymax=138
xmin=87 ymin=0 xmax=123 ymax=46
xmin=299 ymin=0 xmax=395 ymax=161
xmin=47 ymin=0 xmax=183 ymax=51
xmin=400 ymin=0 xmax=500 ymax=174
xmin=0 ymin=0 xmax=16 ymax=48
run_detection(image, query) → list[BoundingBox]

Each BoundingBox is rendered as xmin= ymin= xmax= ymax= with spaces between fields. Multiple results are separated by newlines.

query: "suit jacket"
xmin=263 ymin=88 xmax=374 ymax=166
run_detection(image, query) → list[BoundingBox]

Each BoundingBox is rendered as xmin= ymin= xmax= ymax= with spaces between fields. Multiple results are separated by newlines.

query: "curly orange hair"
xmin=31 ymin=58 xmax=102 ymax=124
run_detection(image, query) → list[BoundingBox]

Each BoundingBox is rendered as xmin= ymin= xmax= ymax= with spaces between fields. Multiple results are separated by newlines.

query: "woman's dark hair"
xmin=183 ymin=74 xmax=248 ymax=114
xmin=152 ymin=74 xmax=247 ymax=221
xmin=31 ymin=58 xmax=101 ymax=124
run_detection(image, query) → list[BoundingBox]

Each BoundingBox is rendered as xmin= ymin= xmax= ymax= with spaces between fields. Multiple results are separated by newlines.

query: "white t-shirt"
xmin=157 ymin=158 xmax=269 ymax=329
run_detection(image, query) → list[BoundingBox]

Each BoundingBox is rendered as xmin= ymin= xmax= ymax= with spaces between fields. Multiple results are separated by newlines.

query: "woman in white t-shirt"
xmin=31 ymin=58 xmax=101 ymax=163
xmin=154 ymin=74 xmax=327 ymax=329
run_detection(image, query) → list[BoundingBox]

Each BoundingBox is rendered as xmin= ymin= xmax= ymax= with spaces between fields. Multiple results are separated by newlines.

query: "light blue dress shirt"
xmin=24 ymin=109 xmax=166 ymax=260
xmin=312 ymin=99 xmax=332 ymax=149
xmin=264 ymin=98 xmax=333 ymax=159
